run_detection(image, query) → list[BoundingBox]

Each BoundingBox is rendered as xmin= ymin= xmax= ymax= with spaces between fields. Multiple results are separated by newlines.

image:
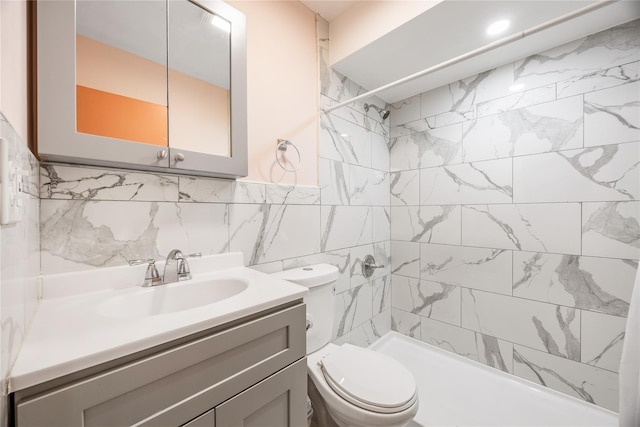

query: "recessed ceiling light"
xmin=211 ymin=15 xmax=231 ymax=33
xmin=486 ymin=19 xmax=510 ymax=36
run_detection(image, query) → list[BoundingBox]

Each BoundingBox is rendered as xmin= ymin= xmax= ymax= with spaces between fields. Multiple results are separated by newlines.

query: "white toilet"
xmin=273 ymin=264 xmax=419 ymax=427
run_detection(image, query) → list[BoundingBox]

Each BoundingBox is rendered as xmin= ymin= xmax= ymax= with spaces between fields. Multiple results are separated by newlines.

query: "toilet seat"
xmin=320 ymin=344 xmax=417 ymax=414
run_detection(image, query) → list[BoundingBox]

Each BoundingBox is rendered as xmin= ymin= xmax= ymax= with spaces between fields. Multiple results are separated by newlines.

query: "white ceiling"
xmin=304 ymin=0 xmax=640 ymax=104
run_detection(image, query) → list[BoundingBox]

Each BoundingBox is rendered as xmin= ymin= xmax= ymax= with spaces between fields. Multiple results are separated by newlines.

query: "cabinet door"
xmin=216 ymin=358 xmax=307 ymax=427
xmin=183 ymin=408 xmax=215 ymax=427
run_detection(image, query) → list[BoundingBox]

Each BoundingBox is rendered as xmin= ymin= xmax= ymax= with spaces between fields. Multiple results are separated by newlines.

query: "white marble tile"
xmin=513 ymin=142 xmax=640 ymax=203
xmin=321 ymin=206 xmax=372 ymax=251
xmin=462 ymin=289 xmax=581 ymax=361
xmin=320 ymin=113 xmax=372 ymax=167
xmin=389 ymin=124 xmax=462 ymax=171
xmin=373 ymin=240 xmax=391 ymax=277
xmin=41 ymin=164 xmax=180 ymax=201
xmin=231 ymin=181 xmax=266 ymax=204
xmin=514 ymin=345 xmax=619 ymax=411
xmin=581 ymin=311 xmax=626 ymax=373
xmin=434 ymin=107 xmax=475 ymax=127
xmin=390 ymin=95 xmax=421 ymax=127
xmin=329 ymin=104 xmax=371 ymax=131
xmin=41 ymin=200 xmax=229 ymax=274
xmin=333 ymin=103 xmax=388 ymax=138
xmin=420 ymin=243 xmax=512 ymax=295
xmin=391 ymin=275 xmax=461 ymax=326
xmin=349 ymin=311 xmax=392 ymax=348
xmin=372 ymin=207 xmax=391 ymax=243
xmin=228 ymin=204 xmax=320 ymax=265
xmin=390 ymin=170 xmax=419 ymax=206
xmin=283 ymin=248 xmax=351 ymax=294
xmin=462 ymin=204 xmax=582 ymax=254
xmin=391 ymin=206 xmax=461 ymax=245
xmin=421 ymin=66 xmax=513 ymax=117
xmin=420 ymin=317 xmax=478 ymax=358
xmin=349 ymin=165 xmax=389 ymax=206
xmin=584 ymin=81 xmax=640 ymax=147
xmin=476 ymin=85 xmax=557 ymax=118
xmin=179 ymin=176 xmax=232 ymax=202
xmin=319 ymin=158 xmax=350 ymax=206
xmin=265 ymin=184 xmax=320 ymax=205
xmin=476 ymin=333 xmax=514 ymax=374
xmin=513 ymin=252 xmax=637 ymax=317
xmin=420 ymin=159 xmax=513 ymax=205
xmin=0 ymin=116 xmax=40 ymax=391
xmin=557 ymin=61 xmax=640 ymax=99
xmin=371 ymin=131 xmax=390 ymax=172
xmin=514 ymin=19 xmax=640 ymax=90
xmin=389 ymin=117 xmax=435 ymax=139
xmin=463 ymin=96 xmax=583 ymax=163
xmin=391 ymin=308 xmax=421 ymax=338
xmin=390 ymin=241 xmax=420 ymax=278
xmin=582 ymin=201 xmax=640 ymax=259
xmin=320 ymin=55 xmax=369 ymax=113
xmin=372 ymin=275 xmax=391 ymax=315
xmin=372 ymin=118 xmax=390 ymax=140
xmin=333 ymin=283 xmax=373 ymax=339
xmin=419 ymin=318 xmax=514 ymax=373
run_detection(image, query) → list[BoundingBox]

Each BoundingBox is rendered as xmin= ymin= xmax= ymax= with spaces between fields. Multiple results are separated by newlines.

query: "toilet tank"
xmin=272 ymin=264 xmax=338 ymax=353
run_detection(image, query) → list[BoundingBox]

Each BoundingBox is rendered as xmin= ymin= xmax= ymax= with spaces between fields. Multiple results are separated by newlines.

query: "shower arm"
xmin=320 ymin=0 xmax=616 ymax=115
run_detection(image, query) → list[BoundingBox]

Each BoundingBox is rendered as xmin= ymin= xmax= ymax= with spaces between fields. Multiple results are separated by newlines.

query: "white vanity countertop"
xmin=9 ymin=253 xmax=307 ymax=392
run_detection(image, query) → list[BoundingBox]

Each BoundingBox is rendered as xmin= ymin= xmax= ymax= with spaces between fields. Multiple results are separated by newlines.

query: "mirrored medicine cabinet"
xmin=35 ymin=0 xmax=247 ymax=179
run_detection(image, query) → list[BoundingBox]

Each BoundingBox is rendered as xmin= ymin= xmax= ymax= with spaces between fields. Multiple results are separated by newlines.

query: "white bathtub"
xmin=370 ymin=332 xmax=618 ymax=427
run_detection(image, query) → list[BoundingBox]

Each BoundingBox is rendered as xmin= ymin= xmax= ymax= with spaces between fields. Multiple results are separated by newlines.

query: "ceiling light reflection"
xmin=486 ymin=19 xmax=510 ymax=36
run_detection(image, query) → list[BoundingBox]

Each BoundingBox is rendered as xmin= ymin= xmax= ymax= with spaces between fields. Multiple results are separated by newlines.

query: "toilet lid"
xmin=320 ymin=344 xmax=417 ymax=414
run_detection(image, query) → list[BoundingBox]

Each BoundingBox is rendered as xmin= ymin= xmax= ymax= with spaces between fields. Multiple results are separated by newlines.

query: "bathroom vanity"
xmin=8 ymin=254 xmax=308 ymax=426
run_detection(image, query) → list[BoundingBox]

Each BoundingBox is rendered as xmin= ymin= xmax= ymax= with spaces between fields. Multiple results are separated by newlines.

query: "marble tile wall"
xmin=38 ymin=15 xmax=391 ymax=349
xmin=0 ymin=114 xmax=40 ymax=425
xmin=388 ymin=19 xmax=640 ymax=412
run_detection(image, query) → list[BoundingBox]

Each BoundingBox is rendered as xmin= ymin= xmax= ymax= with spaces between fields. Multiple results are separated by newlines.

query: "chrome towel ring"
xmin=275 ymin=139 xmax=301 ymax=172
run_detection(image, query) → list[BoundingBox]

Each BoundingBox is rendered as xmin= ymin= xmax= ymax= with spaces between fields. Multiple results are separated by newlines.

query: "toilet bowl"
xmin=272 ymin=264 xmax=419 ymax=427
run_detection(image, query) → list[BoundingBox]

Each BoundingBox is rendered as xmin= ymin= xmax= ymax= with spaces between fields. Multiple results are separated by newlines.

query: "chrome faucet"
xmin=162 ymin=249 xmax=201 ymax=284
xmin=129 ymin=250 xmax=201 ymax=286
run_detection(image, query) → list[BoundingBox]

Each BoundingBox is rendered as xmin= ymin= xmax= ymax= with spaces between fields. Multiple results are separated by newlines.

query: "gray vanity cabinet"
xmin=12 ymin=303 xmax=306 ymax=427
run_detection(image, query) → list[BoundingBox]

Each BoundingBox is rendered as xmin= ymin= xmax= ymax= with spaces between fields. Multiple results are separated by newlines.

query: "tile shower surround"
xmin=389 ymin=19 xmax=640 ymax=411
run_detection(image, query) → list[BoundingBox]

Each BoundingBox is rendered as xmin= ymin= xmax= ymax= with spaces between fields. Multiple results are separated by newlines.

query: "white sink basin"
xmin=97 ymin=278 xmax=249 ymax=318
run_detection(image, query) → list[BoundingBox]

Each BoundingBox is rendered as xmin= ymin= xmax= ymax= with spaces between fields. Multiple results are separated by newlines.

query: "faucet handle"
xmin=178 ymin=258 xmax=191 ymax=280
xmin=129 ymin=259 xmax=162 ymax=287
xmin=175 ymin=253 xmax=200 ymax=282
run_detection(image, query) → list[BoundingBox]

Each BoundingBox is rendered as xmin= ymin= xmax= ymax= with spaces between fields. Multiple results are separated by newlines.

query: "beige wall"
xmin=330 ymin=1 xmax=441 ymax=66
xmin=0 ymin=0 xmax=29 ymax=144
xmin=169 ymin=69 xmax=230 ymax=157
xmin=229 ymin=0 xmax=318 ymax=186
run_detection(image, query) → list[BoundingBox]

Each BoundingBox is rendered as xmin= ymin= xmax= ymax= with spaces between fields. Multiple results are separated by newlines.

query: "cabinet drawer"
xmin=16 ymin=303 xmax=305 ymax=427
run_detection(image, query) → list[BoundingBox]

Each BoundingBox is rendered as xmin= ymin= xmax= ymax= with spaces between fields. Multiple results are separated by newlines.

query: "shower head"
xmin=364 ymin=103 xmax=390 ymax=120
